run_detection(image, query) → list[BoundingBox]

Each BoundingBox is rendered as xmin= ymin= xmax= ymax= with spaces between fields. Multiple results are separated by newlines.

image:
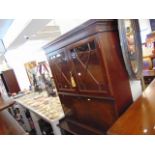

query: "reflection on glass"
xmin=124 ymin=20 xmax=138 ymax=73
xmin=70 ymin=40 xmax=107 ymax=92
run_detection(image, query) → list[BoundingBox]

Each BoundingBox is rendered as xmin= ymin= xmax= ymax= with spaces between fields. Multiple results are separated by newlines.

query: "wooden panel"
xmin=107 ymin=79 xmax=155 ymax=135
xmin=73 ymin=97 xmax=117 ymax=131
xmin=60 ymin=95 xmax=117 ymax=132
xmin=1 ymin=69 xmax=20 ymax=95
xmin=97 ymin=32 xmax=133 ymax=114
xmin=59 ymin=118 xmax=104 ymax=135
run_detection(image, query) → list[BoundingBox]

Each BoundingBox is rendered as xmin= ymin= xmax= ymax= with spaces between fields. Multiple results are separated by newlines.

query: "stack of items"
xmin=15 ymin=91 xmax=64 ymax=121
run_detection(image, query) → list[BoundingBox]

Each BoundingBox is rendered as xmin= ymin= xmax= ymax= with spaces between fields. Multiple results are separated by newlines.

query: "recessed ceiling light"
xmin=24 ymin=35 xmax=29 ymax=40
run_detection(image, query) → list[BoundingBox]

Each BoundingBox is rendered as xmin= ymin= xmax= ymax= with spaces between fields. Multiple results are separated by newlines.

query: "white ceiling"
xmin=0 ymin=19 xmax=89 ymax=53
xmin=31 ymin=25 xmax=61 ymax=40
xmin=4 ymin=19 xmax=61 ymax=50
xmin=3 ymin=19 xmax=87 ymax=50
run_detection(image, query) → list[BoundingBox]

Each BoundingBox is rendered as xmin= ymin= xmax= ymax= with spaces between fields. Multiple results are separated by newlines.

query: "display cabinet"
xmin=44 ymin=19 xmax=133 ymax=134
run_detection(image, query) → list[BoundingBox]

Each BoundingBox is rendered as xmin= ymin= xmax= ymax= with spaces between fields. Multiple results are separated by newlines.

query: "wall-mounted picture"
xmin=24 ymin=61 xmax=37 ymax=85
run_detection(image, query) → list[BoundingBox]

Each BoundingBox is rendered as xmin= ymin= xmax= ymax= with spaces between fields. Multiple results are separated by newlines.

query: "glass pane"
xmin=53 ymin=51 xmax=73 ymax=90
xmin=89 ymin=41 xmax=96 ymax=50
xmin=70 ymin=41 xmax=107 ymax=92
xmin=76 ymin=43 xmax=89 ymax=52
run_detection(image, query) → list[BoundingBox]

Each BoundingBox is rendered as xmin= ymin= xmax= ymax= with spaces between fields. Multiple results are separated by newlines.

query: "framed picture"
xmin=118 ymin=19 xmax=143 ymax=80
xmin=24 ymin=61 xmax=37 ymax=85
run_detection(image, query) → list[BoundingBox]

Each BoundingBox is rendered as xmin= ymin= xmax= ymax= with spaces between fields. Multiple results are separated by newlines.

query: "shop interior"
xmin=0 ymin=19 xmax=155 ymax=135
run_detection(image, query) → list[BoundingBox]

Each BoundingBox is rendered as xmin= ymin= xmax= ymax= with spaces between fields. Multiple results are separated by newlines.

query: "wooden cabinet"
xmin=0 ymin=69 xmax=20 ymax=95
xmin=44 ymin=19 xmax=133 ymax=134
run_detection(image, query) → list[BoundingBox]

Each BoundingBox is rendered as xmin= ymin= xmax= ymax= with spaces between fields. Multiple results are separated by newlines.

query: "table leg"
xmin=50 ymin=120 xmax=62 ymax=135
xmin=30 ymin=111 xmax=42 ymax=135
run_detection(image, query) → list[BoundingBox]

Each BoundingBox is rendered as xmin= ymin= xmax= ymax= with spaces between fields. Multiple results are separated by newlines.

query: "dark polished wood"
xmin=0 ymin=69 xmax=20 ymax=95
xmin=107 ymin=79 xmax=155 ymax=135
xmin=59 ymin=118 xmax=104 ymax=135
xmin=58 ymin=92 xmax=115 ymax=101
xmin=0 ymin=110 xmax=26 ymax=135
xmin=44 ymin=19 xmax=133 ymax=134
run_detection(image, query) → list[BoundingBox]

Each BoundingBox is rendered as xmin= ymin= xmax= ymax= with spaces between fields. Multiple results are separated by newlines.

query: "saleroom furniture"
xmin=0 ymin=69 xmax=20 ymax=96
xmin=44 ymin=19 xmax=133 ymax=134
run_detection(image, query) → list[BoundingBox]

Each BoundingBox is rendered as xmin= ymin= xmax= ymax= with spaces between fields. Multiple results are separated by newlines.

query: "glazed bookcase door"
xmin=49 ymin=48 xmax=76 ymax=92
xmin=68 ymin=37 xmax=109 ymax=95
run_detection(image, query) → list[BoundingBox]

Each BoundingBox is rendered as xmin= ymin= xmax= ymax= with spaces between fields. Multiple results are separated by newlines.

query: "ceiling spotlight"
xmin=24 ymin=35 xmax=29 ymax=40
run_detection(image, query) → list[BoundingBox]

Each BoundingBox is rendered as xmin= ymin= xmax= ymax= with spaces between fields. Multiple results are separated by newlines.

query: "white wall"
xmin=139 ymin=19 xmax=152 ymax=43
xmin=5 ymin=40 xmax=48 ymax=91
xmin=129 ymin=80 xmax=142 ymax=101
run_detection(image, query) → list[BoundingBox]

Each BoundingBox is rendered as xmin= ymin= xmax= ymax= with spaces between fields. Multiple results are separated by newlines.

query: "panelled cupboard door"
xmin=48 ymin=48 xmax=77 ymax=92
xmin=71 ymin=97 xmax=117 ymax=131
xmin=67 ymin=36 xmax=110 ymax=96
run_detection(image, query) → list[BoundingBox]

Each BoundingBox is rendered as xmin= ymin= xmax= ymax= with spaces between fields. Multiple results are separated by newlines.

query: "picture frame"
xmin=118 ymin=19 xmax=143 ymax=80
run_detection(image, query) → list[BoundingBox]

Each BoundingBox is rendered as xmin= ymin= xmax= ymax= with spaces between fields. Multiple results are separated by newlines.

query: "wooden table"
xmin=107 ymin=79 xmax=155 ymax=135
